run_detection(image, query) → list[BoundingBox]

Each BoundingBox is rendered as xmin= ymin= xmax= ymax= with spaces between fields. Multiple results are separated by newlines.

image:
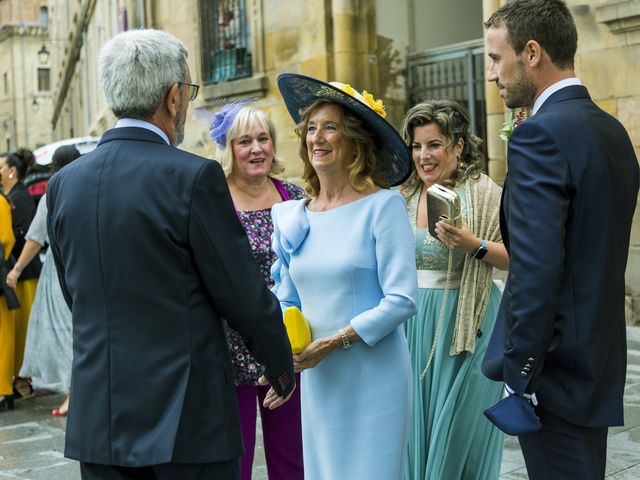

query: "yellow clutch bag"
xmin=283 ymin=306 xmax=311 ymax=354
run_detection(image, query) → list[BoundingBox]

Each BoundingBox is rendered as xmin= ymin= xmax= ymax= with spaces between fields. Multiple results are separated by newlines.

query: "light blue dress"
xmin=271 ymin=189 xmax=418 ymax=480
xmin=19 ymin=194 xmax=72 ymax=391
xmin=403 ymin=186 xmax=504 ymax=480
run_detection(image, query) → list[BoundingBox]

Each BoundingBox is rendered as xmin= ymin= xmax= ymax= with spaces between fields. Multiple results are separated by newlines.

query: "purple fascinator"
xmin=208 ymin=99 xmax=252 ymax=148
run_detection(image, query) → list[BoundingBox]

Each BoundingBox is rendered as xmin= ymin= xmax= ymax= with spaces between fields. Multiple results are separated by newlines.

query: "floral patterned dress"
xmin=225 ymin=178 xmax=305 ymax=385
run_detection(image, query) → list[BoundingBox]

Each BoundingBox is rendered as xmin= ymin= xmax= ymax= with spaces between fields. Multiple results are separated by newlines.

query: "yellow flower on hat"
xmin=330 ymin=82 xmax=387 ymax=119
xmin=339 ymin=83 xmax=358 ymax=98
xmin=362 ymin=90 xmax=387 ymax=118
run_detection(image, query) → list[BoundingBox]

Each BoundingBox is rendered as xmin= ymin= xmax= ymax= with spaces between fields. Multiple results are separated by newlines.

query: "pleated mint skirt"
xmin=403 ymin=283 xmax=504 ymax=480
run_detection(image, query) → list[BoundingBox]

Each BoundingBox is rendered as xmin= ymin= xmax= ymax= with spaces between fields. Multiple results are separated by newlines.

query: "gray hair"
xmin=99 ymin=29 xmax=189 ymax=119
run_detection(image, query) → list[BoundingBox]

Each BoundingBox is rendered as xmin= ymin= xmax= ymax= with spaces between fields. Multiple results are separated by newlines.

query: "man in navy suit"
xmin=47 ymin=29 xmax=294 ymax=480
xmin=482 ymin=1 xmax=639 ymax=478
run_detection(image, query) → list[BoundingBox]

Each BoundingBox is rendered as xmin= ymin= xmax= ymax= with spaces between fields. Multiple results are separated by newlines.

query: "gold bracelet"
xmin=338 ymin=328 xmax=352 ymax=350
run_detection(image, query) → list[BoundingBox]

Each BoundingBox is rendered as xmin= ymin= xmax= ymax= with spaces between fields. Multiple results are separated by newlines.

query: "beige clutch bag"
xmin=426 ymin=184 xmax=461 ymax=238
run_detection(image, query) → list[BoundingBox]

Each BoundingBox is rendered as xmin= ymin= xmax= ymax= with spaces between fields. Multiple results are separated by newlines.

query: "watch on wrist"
xmin=470 ymin=239 xmax=488 ymax=260
xmin=338 ymin=328 xmax=352 ymax=349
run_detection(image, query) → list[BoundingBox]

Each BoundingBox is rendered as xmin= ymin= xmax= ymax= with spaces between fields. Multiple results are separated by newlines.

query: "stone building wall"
xmin=482 ymin=0 xmax=640 ymax=324
xmin=47 ymin=0 xmax=640 ymax=323
xmin=584 ymin=0 xmax=640 ymax=325
xmin=0 ymin=0 xmax=52 ymax=150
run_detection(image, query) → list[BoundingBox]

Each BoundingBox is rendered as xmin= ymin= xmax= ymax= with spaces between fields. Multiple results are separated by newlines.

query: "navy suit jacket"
xmin=47 ymin=127 xmax=294 ymax=466
xmin=483 ymin=86 xmax=639 ymax=427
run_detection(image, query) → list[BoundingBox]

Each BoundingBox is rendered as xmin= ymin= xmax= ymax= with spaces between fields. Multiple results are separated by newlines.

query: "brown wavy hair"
xmin=400 ymin=98 xmax=484 ymax=197
xmin=295 ymin=100 xmax=388 ymax=197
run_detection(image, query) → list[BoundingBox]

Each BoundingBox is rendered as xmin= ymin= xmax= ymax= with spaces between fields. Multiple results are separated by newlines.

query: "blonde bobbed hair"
xmin=216 ymin=107 xmax=285 ymax=177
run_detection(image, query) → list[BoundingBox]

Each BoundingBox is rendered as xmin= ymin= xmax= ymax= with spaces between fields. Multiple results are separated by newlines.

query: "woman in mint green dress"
xmin=400 ymin=99 xmax=509 ymax=480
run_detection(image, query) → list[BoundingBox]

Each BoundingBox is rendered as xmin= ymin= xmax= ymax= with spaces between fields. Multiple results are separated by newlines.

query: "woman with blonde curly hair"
xmin=400 ymin=98 xmax=508 ymax=480
xmin=269 ymin=73 xmax=418 ymax=480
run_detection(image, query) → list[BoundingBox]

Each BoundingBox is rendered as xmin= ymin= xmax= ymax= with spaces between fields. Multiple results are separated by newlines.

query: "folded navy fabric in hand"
xmin=484 ymin=394 xmax=542 ymax=436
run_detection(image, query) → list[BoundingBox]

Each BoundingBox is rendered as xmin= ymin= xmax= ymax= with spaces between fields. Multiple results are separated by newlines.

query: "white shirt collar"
xmin=532 ymin=78 xmax=582 ymax=114
xmin=114 ymin=118 xmax=170 ymax=145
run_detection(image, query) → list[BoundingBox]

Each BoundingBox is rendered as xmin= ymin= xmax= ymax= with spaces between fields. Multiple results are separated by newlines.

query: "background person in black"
xmin=0 ymin=149 xmax=41 ymax=401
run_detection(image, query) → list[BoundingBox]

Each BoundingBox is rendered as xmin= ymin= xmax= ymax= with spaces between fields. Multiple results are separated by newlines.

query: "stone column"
xmin=483 ymin=0 xmax=508 ymax=184
xmin=331 ymin=0 xmax=378 ymax=91
xmin=332 ymin=0 xmax=360 ymax=85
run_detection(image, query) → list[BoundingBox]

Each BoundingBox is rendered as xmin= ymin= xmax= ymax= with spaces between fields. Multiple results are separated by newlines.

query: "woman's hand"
xmin=6 ymin=267 xmax=21 ymax=289
xmin=259 ymin=375 xmax=296 ymax=410
xmin=435 ymin=220 xmax=479 ymax=253
xmin=293 ymin=335 xmax=340 ymax=372
xmin=6 ymin=240 xmax=42 ymax=289
xmin=435 ymin=220 xmax=510 ymax=270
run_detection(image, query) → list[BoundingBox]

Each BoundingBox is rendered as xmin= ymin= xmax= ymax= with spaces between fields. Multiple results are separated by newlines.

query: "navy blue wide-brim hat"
xmin=277 ymin=73 xmax=412 ymax=187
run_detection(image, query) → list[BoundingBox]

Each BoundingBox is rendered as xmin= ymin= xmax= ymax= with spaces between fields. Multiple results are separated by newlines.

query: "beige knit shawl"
xmin=450 ymin=173 xmax=502 ymax=355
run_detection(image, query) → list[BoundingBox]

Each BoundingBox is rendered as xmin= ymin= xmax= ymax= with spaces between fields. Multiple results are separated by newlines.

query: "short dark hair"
xmin=485 ymin=0 xmax=577 ymax=70
xmin=51 ymin=145 xmax=81 ymax=172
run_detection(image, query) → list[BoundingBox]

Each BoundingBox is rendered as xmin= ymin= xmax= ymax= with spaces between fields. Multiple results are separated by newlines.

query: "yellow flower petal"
xmin=339 ymin=84 xmax=358 ymax=97
xmin=362 ymin=90 xmax=387 ymax=118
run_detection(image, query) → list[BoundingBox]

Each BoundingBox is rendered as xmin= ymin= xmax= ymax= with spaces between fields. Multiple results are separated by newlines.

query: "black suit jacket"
xmin=483 ymin=86 xmax=639 ymax=427
xmin=47 ymin=127 xmax=294 ymax=466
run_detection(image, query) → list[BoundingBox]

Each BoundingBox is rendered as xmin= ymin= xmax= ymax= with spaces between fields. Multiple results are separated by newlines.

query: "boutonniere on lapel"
xmin=499 ymin=106 xmax=528 ymax=141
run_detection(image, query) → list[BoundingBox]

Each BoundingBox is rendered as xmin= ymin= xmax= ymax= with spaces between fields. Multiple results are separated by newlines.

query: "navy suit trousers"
xmin=519 ymin=408 xmax=608 ymax=480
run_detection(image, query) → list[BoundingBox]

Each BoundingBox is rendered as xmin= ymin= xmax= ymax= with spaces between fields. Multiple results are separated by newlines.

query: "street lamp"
xmin=37 ymin=43 xmax=50 ymax=64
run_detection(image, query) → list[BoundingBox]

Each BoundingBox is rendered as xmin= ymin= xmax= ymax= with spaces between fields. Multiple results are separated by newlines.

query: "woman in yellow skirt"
xmin=0 ymin=192 xmax=16 ymax=410
xmin=0 ymin=149 xmax=41 ymax=399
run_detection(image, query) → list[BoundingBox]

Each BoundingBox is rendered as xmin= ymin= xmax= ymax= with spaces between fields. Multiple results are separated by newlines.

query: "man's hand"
xmin=504 ymin=383 xmax=538 ymax=406
xmin=259 ymin=375 xmax=295 ymax=410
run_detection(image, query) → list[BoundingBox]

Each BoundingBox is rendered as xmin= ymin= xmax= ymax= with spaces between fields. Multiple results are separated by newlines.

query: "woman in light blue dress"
xmin=7 ymin=145 xmax=81 ymax=416
xmin=270 ymin=74 xmax=417 ymax=480
xmin=399 ymin=99 xmax=508 ymax=479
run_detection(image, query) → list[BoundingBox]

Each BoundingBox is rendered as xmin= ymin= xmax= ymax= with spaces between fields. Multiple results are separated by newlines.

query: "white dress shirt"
xmin=114 ymin=118 xmax=170 ymax=145
xmin=532 ymin=77 xmax=582 ymax=115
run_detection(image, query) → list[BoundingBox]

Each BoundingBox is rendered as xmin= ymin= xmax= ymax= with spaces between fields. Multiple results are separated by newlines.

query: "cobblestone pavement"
xmin=2 ymin=327 xmax=639 ymax=479
xmin=499 ymin=326 xmax=640 ymax=479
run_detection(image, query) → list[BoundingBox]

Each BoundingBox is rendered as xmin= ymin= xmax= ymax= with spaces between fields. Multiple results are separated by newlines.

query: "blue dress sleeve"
xmin=25 ymin=193 xmax=48 ymax=246
xmin=270 ymin=201 xmax=303 ymax=310
xmin=351 ymin=192 xmax=418 ymax=346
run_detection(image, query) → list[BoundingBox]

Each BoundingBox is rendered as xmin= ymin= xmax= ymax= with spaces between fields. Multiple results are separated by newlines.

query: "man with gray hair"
xmin=46 ymin=29 xmax=295 ymax=480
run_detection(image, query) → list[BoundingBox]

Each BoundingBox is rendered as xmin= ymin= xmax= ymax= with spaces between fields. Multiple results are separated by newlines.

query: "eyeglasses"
xmin=179 ymin=82 xmax=200 ymax=102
